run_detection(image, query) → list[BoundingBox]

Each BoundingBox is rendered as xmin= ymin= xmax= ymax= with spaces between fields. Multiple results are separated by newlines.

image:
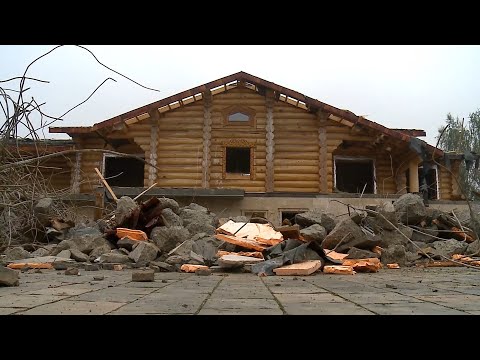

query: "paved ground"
xmin=1 ymin=267 xmax=479 ymax=315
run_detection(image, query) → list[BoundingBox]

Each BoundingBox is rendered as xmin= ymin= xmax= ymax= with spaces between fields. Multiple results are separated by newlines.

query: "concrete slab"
xmin=18 ymin=300 xmax=125 ymax=315
xmin=0 ymin=294 xmax=68 ymax=308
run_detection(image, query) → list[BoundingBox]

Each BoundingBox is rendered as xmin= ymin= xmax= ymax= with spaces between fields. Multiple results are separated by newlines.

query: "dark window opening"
xmin=226 ymin=147 xmax=250 ymax=174
xmin=104 ymin=156 xmax=144 ymax=187
xmin=335 ymin=159 xmax=375 ymax=194
xmin=406 ymin=166 xmax=438 ymax=200
xmin=281 ymin=211 xmax=306 ymax=225
xmin=228 ymin=112 xmax=250 ymax=122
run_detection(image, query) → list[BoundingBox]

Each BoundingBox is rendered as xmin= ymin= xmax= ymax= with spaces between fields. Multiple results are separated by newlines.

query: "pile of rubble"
xmin=1 ymin=193 xmax=480 ymax=286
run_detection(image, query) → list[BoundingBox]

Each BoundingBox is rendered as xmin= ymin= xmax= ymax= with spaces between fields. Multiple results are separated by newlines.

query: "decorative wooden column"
xmin=265 ymin=89 xmax=275 ymax=192
xmin=148 ymin=109 xmax=160 ymax=187
xmin=202 ymin=90 xmax=212 ymax=188
xmin=408 ymin=158 xmax=420 ymax=193
xmin=318 ymin=111 xmax=328 ymax=193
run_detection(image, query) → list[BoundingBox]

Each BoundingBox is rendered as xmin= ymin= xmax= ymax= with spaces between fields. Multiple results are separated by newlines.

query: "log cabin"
xmin=38 ymin=71 xmax=476 ymax=224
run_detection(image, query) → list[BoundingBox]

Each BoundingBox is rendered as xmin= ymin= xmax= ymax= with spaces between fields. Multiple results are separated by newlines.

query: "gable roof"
xmin=49 ymin=71 xmax=432 ymax=149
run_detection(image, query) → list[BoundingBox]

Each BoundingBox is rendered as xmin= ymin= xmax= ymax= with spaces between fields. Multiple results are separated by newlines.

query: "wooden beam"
xmin=94 ymin=167 xmax=118 ymax=202
xmin=148 ymin=109 xmax=159 ymax=186
xmin=265 ymin=89 xmax=275 ymax=192
xmin=202 ymin=90 xmax=212 ymax=188
xmin=318 ymin=111 xmax=328 ymax=193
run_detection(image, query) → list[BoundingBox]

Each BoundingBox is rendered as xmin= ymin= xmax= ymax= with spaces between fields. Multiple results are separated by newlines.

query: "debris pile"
xmin=1 ymin=193 xmax=479 ymax=285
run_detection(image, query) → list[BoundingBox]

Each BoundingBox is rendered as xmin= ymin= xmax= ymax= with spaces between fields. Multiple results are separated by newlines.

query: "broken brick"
xmin=132 ymin=270 xmax=155 ymax=282
xmin=387 ymin=263 xmax=400 ymax=269
xmin=180 ymin=264 xmax=209 ymax=273
xmin=323 ymin=265 xmax=356 ymax=275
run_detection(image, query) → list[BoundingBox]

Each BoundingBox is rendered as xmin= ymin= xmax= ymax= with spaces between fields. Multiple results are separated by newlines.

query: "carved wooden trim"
xmin=221 ymin=139 xmax=255 ymax=148
xmin=265 ymin=91 xmax=275 ymax=192
xmin=318 ymin=111 xmax=328 ymax=193
xmin=222 ymin=140 xmax=255 ymax=180
xmin=148 ymin=110 xmax=160 ymax=186
xmin=202 ymin=91 xmax=212 ymax=188
xmin=222 ymin=105 xmax=256 ymax=127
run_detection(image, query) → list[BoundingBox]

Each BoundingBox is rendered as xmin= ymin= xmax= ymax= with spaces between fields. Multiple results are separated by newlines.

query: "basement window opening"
xmin=281 ymin=210 xmax=307 ymax=225
xmin=226 ymin=147 xmax=251 ymax=175
xmin=334 ymin=157 xmax=375 ymax=194
xmin=104 ymin=155 xmax=145 ymax=187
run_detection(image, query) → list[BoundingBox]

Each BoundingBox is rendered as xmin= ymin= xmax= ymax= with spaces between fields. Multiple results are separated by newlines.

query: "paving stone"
xmin=132 ymin=270 xmax=155 ymax=282
xmin=18 ymin=300 xmax=125 ymax=315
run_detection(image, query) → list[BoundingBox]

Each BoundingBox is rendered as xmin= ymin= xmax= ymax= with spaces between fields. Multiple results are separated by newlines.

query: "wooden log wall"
xmin=209 ymin=87 xmax=267 ymax=192
xmin=154 ymin=102 xmax=204 ymax=188
xmin=77 ymin=136 xmax=108 ymax=193
xmin=273 ymin=100 xmax=319 ymax=192
xmin=38 ymin=153 xmax=75 ymax=191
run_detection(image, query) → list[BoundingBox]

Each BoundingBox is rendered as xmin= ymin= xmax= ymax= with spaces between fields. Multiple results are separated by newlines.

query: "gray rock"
xmin=165 ymin=254 xmax=199 ymax=265
xmin=4 ymin=247 xmax=31 ymax=260
xmin=191 ymin=233 xmax=222 ymax=263
xmin=98 ymin=252 xmax=133 ymax=264
xmin=132 ymin=270 xmax=155 ymax=282
xmin=393 ymin=193 xmax=426 ymax=225
xmin=128 ymin=242 xmax=159 ymax=263
xmin=157 ymin=198 xmax=181 ymax=214
xmin=300 ymin=224 xmax=327 ymax=243
xmin=50 ymin=240 xmax=76 ymax=256
xmin=169 ymin=240 xmax=194 ymax=257
xmin=230 ymin=215 xmax=249 ymax=223
xmin=189 ymin=251 xmax=204 ymax=264
xmin=151 ymin=226 xmax=190 ymax=253
xmin=114 ymin=248 xmax=130 ymax=256
xmin=381 ymin=245 xmax=406 ymax=266
xmin=89 ymin=244 xmax=113 ymax=259
xmin=85 ymin=264 xmax=100 ymax=271
xmin=66 ymin=223 xmax=102 ymax=239
xmin=161 ymin=208 xmax=183 ymax=227
xmin=466 ymin=240 xmax=480 ymax=256
xmin=115 ymin=196 xmax=138 ymax=225
xmin=182 ymin=203 xmax=208 ymax=213
xmin=346 ymin=247 xmax=380 ymax=259
xmin=432 ymin=239 xmax=468 ymax=257
xmin=322 ymin=218 xmax=370 ymax=252
xmin=295 ymin=209 xmax=336 ymax=233
xmin=54 ymin=234 xmax=112 ymax=255
xmin=52 ymin=261 xmax=70 ymax=270
xmin=406 ymin=251 xmax=422 ymax=263
xmin=117 ymin=237 xmax=138 ymax=251
xmin=93 ymin=275 xmax=104 ymax=281
xmin=149 ymin=260 xmax=175 ymax=272
xmin=406 ymin=241 xmax=428 ymax=253
xmin=64 ymin=268 xmax=79 ymax=276
xmin=349 ymin=211 xmax=364 ymax=225
xmin=411 ymin=225 xmax=439 ymax=243
xmin=0 ymin=266 xmax=19 ymax=286
xmin=378 ymin=227 xmax=413 ymax=248
xmin=185 ymin=222 xmax=216 ymax=235
xmin=70 ymin=248 xmax=89 ymax=262
xmin=195 ymin=268 xmax=211 ymax=276
xmin=373 ymin=202 xmax=398 ymax=231
xmin=31 ymin=248 xmax=50 ymax=257
xmin=34 ymin=197 xmax=54 ymax=226
xmin=424 ymin=208 xmax=443 ymax=223
xmin=57 ymin=250 xmax=71 ymax=259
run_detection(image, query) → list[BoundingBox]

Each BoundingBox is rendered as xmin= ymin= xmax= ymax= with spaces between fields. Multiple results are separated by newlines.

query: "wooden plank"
xmin=273 ymin=260 xmax=322 ymax=276
xmin=94 ymin=167 xmax=118 ymax=202
xmin=214 ymin=233 xmax=267 ymax=252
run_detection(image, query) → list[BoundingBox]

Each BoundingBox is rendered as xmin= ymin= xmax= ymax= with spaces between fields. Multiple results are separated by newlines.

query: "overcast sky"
xmin=1 ymin=45 xmax=479 ymax=146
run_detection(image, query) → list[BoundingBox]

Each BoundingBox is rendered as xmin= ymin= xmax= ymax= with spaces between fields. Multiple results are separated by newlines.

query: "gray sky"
xmin=1 ymin=45 xmax=480 ymax=146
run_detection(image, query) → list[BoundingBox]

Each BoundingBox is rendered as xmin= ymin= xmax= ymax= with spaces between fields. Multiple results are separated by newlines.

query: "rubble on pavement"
xmin=1 ymin=193 xmax=479 ymax=285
